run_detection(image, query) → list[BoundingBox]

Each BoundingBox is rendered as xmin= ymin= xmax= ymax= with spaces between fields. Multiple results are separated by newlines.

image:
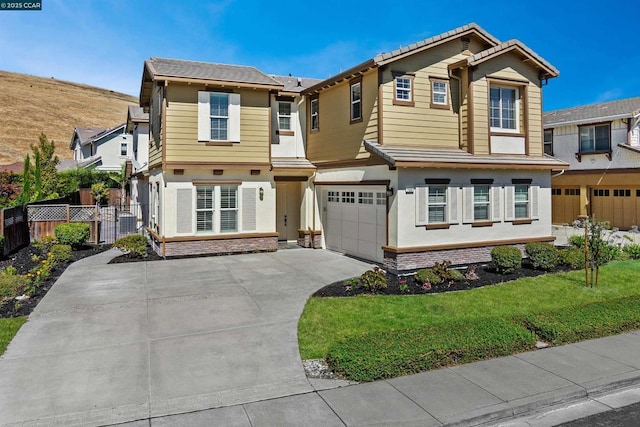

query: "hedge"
xmin=522 ymin=296 xmax=640 ymax=345
xmin=326 ymin=318 xmax=536 ymax=382
xmin=54 ymin=222 xmax=90 ymax=248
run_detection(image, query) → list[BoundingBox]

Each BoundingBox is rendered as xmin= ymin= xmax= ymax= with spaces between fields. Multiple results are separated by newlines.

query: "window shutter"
xmin=415 ymin=186 xmax=428 ymax=225
xmin=462 ymin=186 xmax=474 ymax=224
xmin=229 ymin=93 xmax=241 ymax=142
xmin=176 ymin=188 xmax=193 ymax=233
xmin=198 ymin=91 xmax=210 ymax=141
xmin=491 ymin=186 xmax=502 ymax=222
xmin=242 ymin=187 xmax=257 ymax=231
xmin=530 ymin=185 xmax=539 ymax=219
xmin=448 ymin=186 xmax=459 ymax=224
xmin=504 ymin=186 xmax=515 ymax=221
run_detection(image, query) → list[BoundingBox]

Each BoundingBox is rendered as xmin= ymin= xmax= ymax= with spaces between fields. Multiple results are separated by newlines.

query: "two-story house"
xmin=139 ymin=59 xmax=319 ymax=256
xmin=544 ymin=97 xmax=640 ymax=229
xmin=304 ymin=23 xmax=567 ymax=272
xmin=70 ymin=123 xmax=133 ymax=172
xmin=126 ymin=105 xmax=150 ymax=225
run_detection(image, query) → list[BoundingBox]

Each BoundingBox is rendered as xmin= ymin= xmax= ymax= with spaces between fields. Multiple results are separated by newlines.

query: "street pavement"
xmin=1 ymin=247 xmax=640 ymax=426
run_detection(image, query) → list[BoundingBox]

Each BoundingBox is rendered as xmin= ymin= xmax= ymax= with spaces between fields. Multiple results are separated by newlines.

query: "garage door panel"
xmin=342 ymin=237 xmax=358 ymax=253
xmin=342 ymin=205 xmax=358 ymax=222
xmin=358 ymin=222 xmax=376 ymax=243
xmin=358 ymin=207 xmax=377 ymax=224
xmin=342 ymin=220 xmax=359 ymax=239
xmin=358 ymin=241 xmax=377 ymax=259
xmin=327 ymin=204 xmax=342 ymax=220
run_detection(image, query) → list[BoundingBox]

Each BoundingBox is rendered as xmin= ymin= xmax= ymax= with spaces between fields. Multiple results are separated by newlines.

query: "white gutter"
xmin=543 ymin=112 xmax=632 ymax=129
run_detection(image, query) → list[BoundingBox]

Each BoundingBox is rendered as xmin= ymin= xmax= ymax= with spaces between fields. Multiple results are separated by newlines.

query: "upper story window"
xmin=310 ymin=97 xmax=319 ymax=131
xmin=544 ymin=129 xmax=553 ymax=155
xmin=197 ymin=91 xmax=241 ymax=142
xmin=120 ymin=142 xmax=128 ymax=157
xmin=350 ymin=79 xmax=362 ymax=123
xmin=278 ymin=102 xmax=292 ymax=131
xmin=490 ymin=86 xmax=518 ymax=132
xmin=430 ymin=78 xmax=449 ymax=109
xmin=579 ymin=123 xmax=610 ymax=153
xmin=393 ymin=74 xmax=414 ymax=106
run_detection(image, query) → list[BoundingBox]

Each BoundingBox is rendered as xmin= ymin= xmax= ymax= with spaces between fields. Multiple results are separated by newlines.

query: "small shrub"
xmin=359 ymin=267 xmax=387 ymax=293
xmin=91 ymin=182 xmax=109 ymax=205
xmin=0 ymin=272 xmax=27 ymax=298
xmin=602 ymin=244 xmax=624 ymax=262
xmin=49 ymin=244 xmax=73 ymax=265
xmin=525 ymin=242 xmax=559 ymax=271
xmin=113 ymin=234 xmax=148 ymax=258
xmin=399 ymin=282 xmax=410 ymax=293
xmin=490 ymin=246 xmax=522 ymax=274
xmin=32 ymin=235 xmax=57 ymax=252
xmin=559 ymin=247 xmax=586 ymax=269
xmin=415 ymin=268 xmax=442 ymax=285
xmin=568 ymin=235 xmax=585 ymax=248
xmin=54 ymin=222 xmax=90 ymax=248
xmin=448 ymin=269 xmax=464 ymax=281
xmin=623 ymin=243 xmax=640 ymax=260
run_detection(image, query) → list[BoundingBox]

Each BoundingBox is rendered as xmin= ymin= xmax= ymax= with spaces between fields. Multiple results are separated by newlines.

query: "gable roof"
xmin=70 ymin=123 xmax=126 ymax=149
xmin=127 ymin=106 xmax=148 ymax=123
xmin=544 ymin=97 xmax=640 ymax=128
xmin=464 ymin=39 xmax=559 ymax=78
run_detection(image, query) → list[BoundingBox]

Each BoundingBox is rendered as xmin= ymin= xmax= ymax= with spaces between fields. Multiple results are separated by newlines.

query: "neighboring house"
xmin=126 ymin=106 xmax=150 ymax=226
xmin=544 ymin=97 xmax=640 ymax=229
xmin=69 ymin=123 xmax=133 ymax=172
xmin=139 ymin=58 xmax=319 ymax=256
xmin=138 ymin=23 xmax=566 ymax=272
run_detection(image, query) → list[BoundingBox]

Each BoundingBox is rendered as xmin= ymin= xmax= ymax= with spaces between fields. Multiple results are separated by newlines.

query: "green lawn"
xmin=0 ymin=316 xmax=26 ymax=355
xmin=298 ymin=260 xmax=640 ymax=360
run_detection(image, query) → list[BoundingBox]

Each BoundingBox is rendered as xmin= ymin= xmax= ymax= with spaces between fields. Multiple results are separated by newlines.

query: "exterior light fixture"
xmin=259 ymin=187 xmax=264 ymax=201
xmin=386 ymin=187 xmax=394 ymax=197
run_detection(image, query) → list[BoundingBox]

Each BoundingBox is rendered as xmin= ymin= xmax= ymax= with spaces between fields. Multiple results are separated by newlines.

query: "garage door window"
xmin=328 ymin=191 xmax=339 ymax=202
xmin=342 ymin=191 xmax=355 ymax=203
xmin=376 ymin=192 xmax=386 ymax=206
xmin=359 ymin=192 xmax=374 ymax=204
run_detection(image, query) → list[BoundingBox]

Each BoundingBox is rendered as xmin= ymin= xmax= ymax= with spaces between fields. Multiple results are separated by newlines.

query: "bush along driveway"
xmin=299 ymin=260 xmax=640 ymax=382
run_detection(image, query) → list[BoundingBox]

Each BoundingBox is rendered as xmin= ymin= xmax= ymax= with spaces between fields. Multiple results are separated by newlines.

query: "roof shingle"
xmin=544 ymin=97 xmax=640 ymax=127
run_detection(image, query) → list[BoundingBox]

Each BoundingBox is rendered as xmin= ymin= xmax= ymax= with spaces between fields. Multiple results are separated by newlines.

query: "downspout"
xmin=551 ymin=169 xmax=565 ymax=178
xmin=310 ymin=169 xmax=317 ymax=248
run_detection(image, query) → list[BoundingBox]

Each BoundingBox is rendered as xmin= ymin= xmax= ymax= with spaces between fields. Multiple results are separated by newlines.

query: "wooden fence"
xmin=0 ymin=206 xmax=30 ymax=256
xmin=27 ymin=205 xmax=100 ymax=244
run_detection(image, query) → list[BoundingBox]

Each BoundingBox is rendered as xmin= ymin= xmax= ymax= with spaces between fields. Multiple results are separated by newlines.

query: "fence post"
xmin=66 ymin=205 xmax=70 ymax=223
xmin=94 ymin=205 xmax=99 ymax=245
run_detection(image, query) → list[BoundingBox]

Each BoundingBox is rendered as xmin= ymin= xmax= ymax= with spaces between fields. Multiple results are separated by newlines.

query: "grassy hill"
xmin=0 ymin=71 xmax=138 ymax=165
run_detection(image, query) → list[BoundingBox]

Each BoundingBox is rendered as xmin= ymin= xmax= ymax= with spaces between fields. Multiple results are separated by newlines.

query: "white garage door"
xmin=323 ymin=187 xmax=386 ymax=262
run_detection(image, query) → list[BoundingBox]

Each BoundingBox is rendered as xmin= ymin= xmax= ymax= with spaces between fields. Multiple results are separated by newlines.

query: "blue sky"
xmin=1 ymin=0 xmax=638 ymax=111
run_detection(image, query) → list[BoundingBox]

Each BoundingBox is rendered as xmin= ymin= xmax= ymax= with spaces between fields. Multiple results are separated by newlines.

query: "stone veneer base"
xmin=384 ymin=243 xmax=528 ymax=273
xmin=151 ymin=236 xmax=278 ymax=257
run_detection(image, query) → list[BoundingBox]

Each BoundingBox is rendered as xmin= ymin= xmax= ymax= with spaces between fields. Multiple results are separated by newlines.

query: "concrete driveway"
xmin=0 ymin=248 xmax=372 ymax=426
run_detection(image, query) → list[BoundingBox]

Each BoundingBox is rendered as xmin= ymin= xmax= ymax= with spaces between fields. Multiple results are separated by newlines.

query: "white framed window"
xmin=514 ymin=184 xmax=529 ymax=219
xmin=120 ymin=142 xmax=128 ymax=157
xmin=544 ymin=129 xmax=553 ymax=156
xmin=579 ymin=123 xmax=610 ymax=153
xmin=195 ymin=185 xmax=238 ymax=233
xmin=196 ymin=186 xmax=214 ymax=232
xmin=328 ymin=191 xmax=339 ymax=202
xmin=342 ymin=191 xmax=355 ymax=203
xmin=197 ymin=91 xmax=241 ymax=142
xmin=490 ymin=86 xmax=518 ymax=131
xmin=358 ymin=191 xmax=374 ymax=205
xmin=428 ymin=185 xmax=447 ymax=223
xmin=350 ymin=80 xmax=362 ymax=122
xmin=278 ymin=102 xmax=292 ymax=130
xmin=376 ymin=192 xmax=386 ymax=206
xmin=431 ymin=80 xmax=448 ymax=107
xmin=310 ymin=98 xmax=319 ymax=131
xmin=474 ymin=185 xmax=490 ymax=221
xmin=395 ymin=77 xmax=412 ymax=101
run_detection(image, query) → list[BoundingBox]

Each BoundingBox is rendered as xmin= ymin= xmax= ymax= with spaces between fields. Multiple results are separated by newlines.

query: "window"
xmin=394 ymin=75 xmax=414 ymax=106
xmin=473 ymin=185 xmax=490 ymax=221
xmin=614 ymin=189 xmax=631 ymax=197
xmin=376 ymin=192 xmax=386 ymax=206
xmin=544 ymin=129 xmax=553 ymax=155
xmin=328 ymin=191 xmax=339 ymax=202
xmin=196 ymin=186 xmax=214 ymax=232
xmin=196 ymin=185 xmax=238 ymax=233
xmin=310 ymin=98 xmax=319 ymax=131
xmin=490 ymin=86 xmax=518 ymax=131
xmin=514 ymin=185 xmax=529 ymax=219
xmin=197 ymin=91 xmax=240 ymax=142
xmin=428 ymin=186 xmax=447 ymax=223
xmin=593 ymin=189 xmax=609 ymax=197
xmin=564 ymin=188 xmax=580 ymax=196
xmin=430 ymin=78 xmax=449 ymax=108
xmin=579 ymin=123 xmax=610 ymax=153
xmin=551 ymin=188 xmax=562 ymax=196
xmin=120 ymin=142 xmax=128 ymax=157
xmin=278 ymin=102 xmax=292 ymax=130
xmin=342 ymin=191 xmax=355 ymax=203
xmin=358 ymin=191 xmax=374 ymax=205
xmin=350 ymin=80 xmax=362 ymax=122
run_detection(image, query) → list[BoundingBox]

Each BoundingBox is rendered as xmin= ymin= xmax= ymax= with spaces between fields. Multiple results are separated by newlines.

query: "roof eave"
xmin=544 ymin=112 xmax=633 ymax=128
xmin=468 ymin=44 xmax=559 ymax=78
xmin=302 ymin=59 xmax=377 ymax=95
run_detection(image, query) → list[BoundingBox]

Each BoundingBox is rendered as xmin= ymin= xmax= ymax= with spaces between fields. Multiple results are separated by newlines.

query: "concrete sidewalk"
xmin=119 ymin=330 xmax=640 ymax=427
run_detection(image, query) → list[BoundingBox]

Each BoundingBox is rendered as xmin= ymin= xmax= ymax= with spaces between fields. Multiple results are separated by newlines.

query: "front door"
xmin=276 ymin=182 xmax=301 ymax=241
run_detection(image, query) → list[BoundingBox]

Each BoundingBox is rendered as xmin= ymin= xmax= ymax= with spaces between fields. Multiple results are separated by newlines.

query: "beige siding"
xmin=380 ymin=40 xmax=471 ymax=149
xmin=306 ymin=69 xmax=378 ymax=163
xmin=149 ymin=86 xmax=163 ymax=168
xmin=164 ymin=84 xmax=270 ymax=164
xmin=470 ymin=77 xmax=489 ymax=154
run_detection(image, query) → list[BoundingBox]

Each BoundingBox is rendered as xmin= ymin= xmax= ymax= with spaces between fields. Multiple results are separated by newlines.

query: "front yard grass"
xmin=0 ymin=317 xmax=26 ymax=355
xmin=298 ymin=260 xmax=640 ymax=381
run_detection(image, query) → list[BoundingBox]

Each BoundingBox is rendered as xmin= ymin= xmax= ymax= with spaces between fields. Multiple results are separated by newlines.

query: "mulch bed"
xmin=108 ymin=246 xmax=164 ymax=264
xmin=312 ymin=262 xmax=574 ymax=297
xmin=0 ymin=244 xmax=109 ymax=318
